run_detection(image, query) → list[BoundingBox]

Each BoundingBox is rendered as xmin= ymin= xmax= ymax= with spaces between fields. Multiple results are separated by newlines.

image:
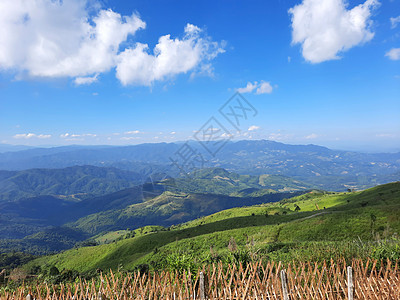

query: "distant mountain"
xmin=0 ymin=143 xmax=178 ymax=170
xmin=0 ymin=144 xmax=36 ymax=153
xmin=0 ymin=165 xmax=143 ymax=202
xmin=0 ymin=140 xmax=398 ymax=191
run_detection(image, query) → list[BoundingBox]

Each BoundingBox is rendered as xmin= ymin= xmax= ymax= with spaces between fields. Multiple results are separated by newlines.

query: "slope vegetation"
xmin=25 ymin=181 xmax=400 ymax=272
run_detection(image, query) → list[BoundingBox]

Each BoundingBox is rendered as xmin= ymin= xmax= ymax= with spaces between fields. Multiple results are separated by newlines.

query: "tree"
xmin=370 ymin=213 xmax=377 ymax=229
xmin=294 ymin=205 xmax=301 ymax=212
xmin=49 ymin=266 xmax=59 ymax=276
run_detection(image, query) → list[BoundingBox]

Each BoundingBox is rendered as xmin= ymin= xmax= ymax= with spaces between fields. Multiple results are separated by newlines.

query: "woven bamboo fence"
xmin=1 ymin=258 xmax=399 ymax=299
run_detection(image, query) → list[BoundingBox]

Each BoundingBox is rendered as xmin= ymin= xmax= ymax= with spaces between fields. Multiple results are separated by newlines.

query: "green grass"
xmin=24 ymin=181 xmax=400 ymax=273
xmin=93 ymin=230 xmax=129 ymax=244
xmin=94 ymin=226 xmax=166 ymax=244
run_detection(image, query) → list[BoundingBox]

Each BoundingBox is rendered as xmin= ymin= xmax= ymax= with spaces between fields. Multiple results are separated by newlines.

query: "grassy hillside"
xmin=25 ymin=181 xmax=400 ymax=273
xmin=68 ymin=189 xmax=305 ymax=235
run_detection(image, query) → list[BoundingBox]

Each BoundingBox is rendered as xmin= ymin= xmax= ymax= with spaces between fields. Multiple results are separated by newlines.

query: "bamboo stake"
xmin=347 ymin=266 xmax=353 ymax=300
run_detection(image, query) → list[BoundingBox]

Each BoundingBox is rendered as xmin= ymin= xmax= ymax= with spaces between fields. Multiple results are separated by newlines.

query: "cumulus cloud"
xmin=0 ymin=0 xmax=224 ymax=86
xmin=391 ymin=16 xmax=400 ymax=29
xmin=0 ymin=0 xmax=145 ymax=77
xmin=237 ymin=82 xmax=258 ymax=94
xmin=385 ymin=48 xmax=400 ymax=60
xmin=237 ymin=81 xmax=274 ymax=95
xmin=116 ymin=24 xmax=225 ymax=86
xmin=256 ymin=82 xmax=273 ymax=94
xmin=14 ymin=133 xmax=51 ymax=139
xmin=289 ymin=0 xmax=379 ymax=63
xmin=248 ymin=125 xmax=260 ymax=131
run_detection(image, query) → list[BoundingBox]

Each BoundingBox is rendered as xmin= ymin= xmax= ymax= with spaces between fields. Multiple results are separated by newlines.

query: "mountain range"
xmin=0 ymin=140 xmax=399 ymax=191
xmin=0 ymin=139 xmax=399 ymax=255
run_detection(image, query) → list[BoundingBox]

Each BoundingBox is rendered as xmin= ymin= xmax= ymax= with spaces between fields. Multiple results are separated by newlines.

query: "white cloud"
xmin=289 ymin=0 xmax=379 ymax=63
xmin=14 ymin=133 xmax=51 ymax=139
xmin=305 ymin=133 xmax=318 ymax=139
xmin=248 ymin=125 xmax=260 ymax=131
xmin=0 ymin=1 xmax=224 ymax=86
xmin=60 ymin=132 xmax=96 ymax=138
xmin=0 ymin=1 xmax=145 ymax=78
xmin=256 ymin=82 xmax=273 ymax=94
xmin=190 ymin=62 xmax=216 ymax=79
xmin=237 ymin=82 xmax=258 ymax=94
xmin=221 ymin=132 xmax=233 ymax=138
xmin=125 ymin=130 xmax=140 ymax=135
xmin=120 ymin=136 xmax=140 ymax=141
xmin=385 ymin=48 xmax=400 ymax=60
xmin=116 ymin=24 xmax=224 ymax=86
xmin=170 ymin=131 xmax=176 ymax=135
xmin=237 ymin=81 xmax=274 ymax=95
xmin=74 ymin=74 xmax=99 ymax=85
xmin=390 ymin=16 xmax=400 ymax=29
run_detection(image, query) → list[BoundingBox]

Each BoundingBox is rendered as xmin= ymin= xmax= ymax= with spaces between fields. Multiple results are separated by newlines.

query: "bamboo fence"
xmin=1 ymin=258 xmax=399 ymax=299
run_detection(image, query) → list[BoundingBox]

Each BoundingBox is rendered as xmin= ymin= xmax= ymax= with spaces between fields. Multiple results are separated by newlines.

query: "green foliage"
xmin=370 ymin=237 xmax=400 ymax=261
xmin=0 ymin=252 xmax=36 ymax=270
xmin=21 ymin=182 xmax=400 ymax=274
xmin=49 ymin=266 xmax=59 ymax=276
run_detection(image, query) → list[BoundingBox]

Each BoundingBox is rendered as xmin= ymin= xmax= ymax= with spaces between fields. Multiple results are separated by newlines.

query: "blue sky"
xmin=0 ymin=0 xmax=399 ymax=152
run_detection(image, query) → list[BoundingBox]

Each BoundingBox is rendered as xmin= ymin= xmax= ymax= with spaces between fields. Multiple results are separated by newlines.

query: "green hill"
xmin=24 ymin=181 xmax=400 ymax=273
xmin=0 ymin=168 xmax=310 ymax=254
xmin=67 ymin=189 xmax=304 ymax=235
xmin=0 ymin=165 xmax=143 ymax=202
